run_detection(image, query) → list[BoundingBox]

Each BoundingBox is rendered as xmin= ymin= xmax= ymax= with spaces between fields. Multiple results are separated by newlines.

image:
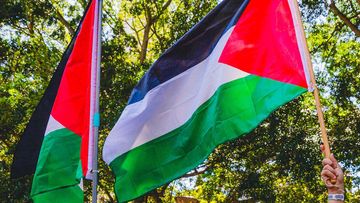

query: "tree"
xmin=1 ymin=0 xmax=359 ymax=202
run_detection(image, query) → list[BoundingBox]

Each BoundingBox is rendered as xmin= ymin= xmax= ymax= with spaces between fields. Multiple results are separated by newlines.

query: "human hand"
xmin=320 ymin=145 xmax=344 ymax=195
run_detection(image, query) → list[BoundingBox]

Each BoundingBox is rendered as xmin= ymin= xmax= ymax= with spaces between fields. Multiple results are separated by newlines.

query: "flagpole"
xmin=92 ymin=0 xmax=102 ymax=202
xmin=289 ymin=0 xmax=332 ymax=158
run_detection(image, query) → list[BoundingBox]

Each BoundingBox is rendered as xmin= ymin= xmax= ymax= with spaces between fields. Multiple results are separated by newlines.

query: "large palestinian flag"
xmin=11 ymin=0 xmax=101 ymax=202
xmin=103 ymin=0 xmax=312 ymax=202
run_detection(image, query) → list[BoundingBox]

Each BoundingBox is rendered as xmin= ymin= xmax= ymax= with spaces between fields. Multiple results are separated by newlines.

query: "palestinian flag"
xmin=11 ymin=0 xmax=101 ymax=202
xmin=102 ymin=0 xmax=312 ymax=202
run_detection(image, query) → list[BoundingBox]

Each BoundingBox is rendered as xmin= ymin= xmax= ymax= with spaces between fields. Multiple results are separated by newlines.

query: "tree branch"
xmin=150 ymin=24 xmax=165 ymax=50
xmin=182 ymin=166 xmax=209 ymax=178
xmin=139 ymin=23 xmax=151 ymax=63
xmin=153 ymin=0 xmax=172 ymax=22
xmin=138 ymin=3 xmax=154 ymax=63
xmin=80 ymin=0 xmax=87 ymax=10
xmin=103 ymin=187 xmax=115 ymax=202
xmin=310 ymin=23 xmax=344 ymax=54
xmin=124 ymin=20 xmax=143 ymax=47
xmin=11 ymin=24 xmax=31 ymax=36
xmin=329 ymin=1 xmax=360 ymax=37
xmin=161 ymin=0 xmax=173 ymax=13
xmin=1 ymin=139 xmax=11 ymax=148
xmin=54 ymin=9 xmax=75 ymax=36
xmin=349 ymin=0 xmax=356 ymax=13
xmin=26 ymin=12 xmax=35 ymax=36
xmin=136 ymin=16 xmax=146 ymax=28
xmin=349 ymin=13 xmax=360 ymax=20
xmin=103 ymin=5 xmax=117 ymax=30
xmin=138 ymin=1 xmax=172 ymax=63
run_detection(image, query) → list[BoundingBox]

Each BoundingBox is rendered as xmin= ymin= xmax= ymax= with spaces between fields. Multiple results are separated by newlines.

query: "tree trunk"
xmin=133 ymin=196 xmax=147 ymax=203
xmin=55 ymin=9 xmax=75 ymax=36
xmin=329 ymin=1 xmax=360 ymax=37
xmin=139 ymin=23 xmax=151 ymax=64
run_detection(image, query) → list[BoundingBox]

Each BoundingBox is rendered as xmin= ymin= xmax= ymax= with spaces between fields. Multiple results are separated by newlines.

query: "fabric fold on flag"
xmin=103 ymin=0 xmax=311 ymax=202
xmin=11 ymin=0 xmax=101 ymax=202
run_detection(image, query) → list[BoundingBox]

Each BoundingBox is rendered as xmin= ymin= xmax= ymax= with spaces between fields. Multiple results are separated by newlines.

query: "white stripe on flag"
xmin=103 ymin=26 xmax=250 ymax=164
xmin=287 ymin=0 xmax=312 ymax=90
xmin=45 ymin=115 xmax=65 ymax=136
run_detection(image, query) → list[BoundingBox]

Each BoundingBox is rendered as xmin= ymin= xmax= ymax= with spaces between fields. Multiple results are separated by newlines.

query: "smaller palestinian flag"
xmin=103 ymin=0 xmax=312 ymax=202
xmin=11 ymin=0 xmax=101 ymax=202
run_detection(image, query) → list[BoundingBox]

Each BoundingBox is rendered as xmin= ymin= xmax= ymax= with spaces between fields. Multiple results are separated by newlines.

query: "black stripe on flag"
xmin=11 ymin=1 xmax=93 ymax=179
xmin=128 ymin=0 xmax=249 ymax=105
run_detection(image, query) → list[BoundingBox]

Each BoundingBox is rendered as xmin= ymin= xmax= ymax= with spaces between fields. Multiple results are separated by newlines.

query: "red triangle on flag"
xmin=219 ymin=0 xmax=308 ymax=89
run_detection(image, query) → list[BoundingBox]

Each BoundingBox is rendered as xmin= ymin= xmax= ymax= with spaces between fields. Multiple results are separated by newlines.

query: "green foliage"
xmin=0 ymin=0 xmax=359 ymax=202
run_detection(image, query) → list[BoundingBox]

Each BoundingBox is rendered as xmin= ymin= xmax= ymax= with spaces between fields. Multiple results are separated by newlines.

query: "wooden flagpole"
xmin=289 ymin=0 xmax=331 ymax=158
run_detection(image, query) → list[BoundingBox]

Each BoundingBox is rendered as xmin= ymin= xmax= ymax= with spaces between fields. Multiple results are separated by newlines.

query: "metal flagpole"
xmin=92 ymin=0 xmax=103 ymax=202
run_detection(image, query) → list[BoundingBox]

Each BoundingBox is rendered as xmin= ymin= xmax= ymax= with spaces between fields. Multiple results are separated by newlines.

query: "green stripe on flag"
xmin=31 ymin=128 xmax=82 ymax=202
xmin=32 ymin=184 xmax=83 ymax=203
xmin=110 ymin=75 xmax=306 ymax=202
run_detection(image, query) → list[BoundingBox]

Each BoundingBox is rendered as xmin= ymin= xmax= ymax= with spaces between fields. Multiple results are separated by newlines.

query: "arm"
xmin=320 ymin=145 xmax=345 ymax=203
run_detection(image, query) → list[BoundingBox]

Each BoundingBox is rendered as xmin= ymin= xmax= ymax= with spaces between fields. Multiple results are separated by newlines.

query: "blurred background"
xmin=0 ymin=0 xmax=359 ymax=202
